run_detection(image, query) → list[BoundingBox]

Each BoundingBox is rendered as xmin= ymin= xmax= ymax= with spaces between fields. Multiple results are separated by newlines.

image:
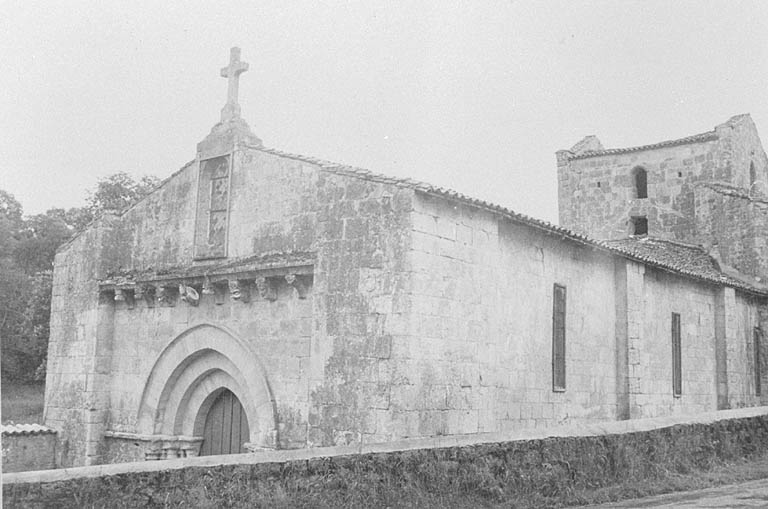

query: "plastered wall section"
xmin=389 ymin=193 xmax=620 ymax=439
xmin=630 ymin=268 xmax=717 ymax=418
xmin=1 ymin=434 xmax=56 ymax=473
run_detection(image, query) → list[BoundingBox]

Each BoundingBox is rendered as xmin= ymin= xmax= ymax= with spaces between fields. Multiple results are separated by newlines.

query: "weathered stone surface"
xmin=557 ymin=114 xmax=768 ymax=279
xmin=42 ymin=62 xmax=768 ymax=473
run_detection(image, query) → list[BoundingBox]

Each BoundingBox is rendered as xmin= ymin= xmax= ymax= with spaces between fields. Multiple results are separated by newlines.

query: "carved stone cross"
xmin=220 ymin=47 xmax=249 ymax=122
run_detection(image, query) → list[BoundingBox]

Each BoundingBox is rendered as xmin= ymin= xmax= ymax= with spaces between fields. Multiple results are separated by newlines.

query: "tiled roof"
xmin=254 ymin=146 xmax=767 ymax=297
xmin=602 ymin=237 xmax=764 ymax=291
xmin=1 ymin=424 xmax=56 ymax=436
xmin=566 ymin=131 xmax=719 ymax=160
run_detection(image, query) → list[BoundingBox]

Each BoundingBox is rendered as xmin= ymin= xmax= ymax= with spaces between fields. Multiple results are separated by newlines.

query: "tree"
xmin=86 ymin=172 xmax=161 ymax=215
xmin=0 ymin=173 xmax=159 ymax=382
xmin=0 ymin=190 xmax=23 ymax=261
xmin=13 ymin=213 xmax=71 ymax=274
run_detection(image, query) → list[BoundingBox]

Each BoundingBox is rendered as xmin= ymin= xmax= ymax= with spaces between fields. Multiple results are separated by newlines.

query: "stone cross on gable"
xmin=220 ymin=47 xmax=249 ymax=122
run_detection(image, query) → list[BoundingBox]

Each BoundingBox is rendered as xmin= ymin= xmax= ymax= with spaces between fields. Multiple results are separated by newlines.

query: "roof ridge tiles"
xmin=566 ymin=130 xmax=718 ymax=160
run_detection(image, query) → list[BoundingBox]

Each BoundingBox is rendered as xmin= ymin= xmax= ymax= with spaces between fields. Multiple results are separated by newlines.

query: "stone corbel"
xmin=179 ymin=284 xmax=200 ymax=306
xmin=98 ymin=289 xmax=115 ymax=305
xmin=229 ymin=279 xmax=251 ymax=303
xmin=157 ymin=285 xmax=178 ymax=307
xmin=285 ymin=274 xmax=309 ymax=299
xmin=255 ymin=276 xmax=277 ymax=301
xmin=114 ymin=287 xmax=136 ymax=309
xmin=202 ymin=277 xmax=215 ymax=297
xmin=213 ymin=281 xmax=228 ymax=305
xmin=136 ymin=285 xmax=155 ymax=308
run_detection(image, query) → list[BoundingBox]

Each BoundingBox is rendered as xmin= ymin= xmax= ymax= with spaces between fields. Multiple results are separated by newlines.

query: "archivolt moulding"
xmin=135 ymin=323 xmax=278 ymax=449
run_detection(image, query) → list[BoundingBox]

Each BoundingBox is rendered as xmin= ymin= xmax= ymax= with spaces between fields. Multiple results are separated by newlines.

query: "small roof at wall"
xmin=603 ymin=237 xmax=766 ymax=294
xmin=1 ymin=423 xmax=56 ymax=436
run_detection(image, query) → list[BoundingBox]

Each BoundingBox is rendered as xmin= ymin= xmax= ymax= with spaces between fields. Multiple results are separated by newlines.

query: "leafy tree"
xmin=0 ymin=190 xmax=23 ymax=261
xmin=86 ymin=172 xmax=161 ymax=215
xmin=0 ymin=260 xmax=34 ymax=381
xmin=0 ymin=173 xmax=159 ymax=382
xmin=13 ymin=213 xmax=71 ymax=273
xmin=45 ymin=207 xmax=94 ymax=232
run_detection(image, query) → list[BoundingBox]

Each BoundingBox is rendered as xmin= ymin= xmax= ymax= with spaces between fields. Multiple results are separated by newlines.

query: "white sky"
xmin=1 ymin=1 xmax=767 ymax=223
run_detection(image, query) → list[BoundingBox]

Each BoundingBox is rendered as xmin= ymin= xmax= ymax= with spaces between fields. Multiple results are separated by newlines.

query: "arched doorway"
xmin=200 ymin=389 xmax=251 ymax=455
xmin=136 ymin=323 xmax=278 ymax=451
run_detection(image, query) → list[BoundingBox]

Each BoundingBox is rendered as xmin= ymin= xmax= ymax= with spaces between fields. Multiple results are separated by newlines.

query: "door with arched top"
xmin=200 ymin=389 xmax=250 ymax=455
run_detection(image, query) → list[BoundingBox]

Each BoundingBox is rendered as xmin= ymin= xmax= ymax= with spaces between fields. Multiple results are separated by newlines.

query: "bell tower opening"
xmin=633 ymin=167 xmax=648 ymax=199
xmin=631 ymin=216 xmax=648 ymax=236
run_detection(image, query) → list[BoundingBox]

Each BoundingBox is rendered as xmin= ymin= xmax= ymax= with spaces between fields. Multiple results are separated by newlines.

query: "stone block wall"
xmin=46 ymin=144 xmax=416 ymax=464
xmin=557 ymin=115 xmax=768 ymax=281
xmin=632 ymin=268 xmax=717 ymax=417
xmin=694 ymin=184 xmax=768 ymax=278
xmin=305 ymin=168 xmax=414 ymax=448
xmin=104 ymin=281 xmax=313 ymax=454
xmin=557 ymin=139 xmax=717 ymax=240
xmin=45 ymin=215 xmax=122 ymax=467
xmin=393 ymin=193 xmax=620 ymax=437
xmin=726 ymin=293 xmax=765 ymax=408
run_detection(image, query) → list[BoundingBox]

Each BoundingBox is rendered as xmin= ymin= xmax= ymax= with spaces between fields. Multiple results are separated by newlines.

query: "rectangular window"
xmin=672 ymin=313 xmax=682 ymax=397
xmin=552 ymin=284 xmax=567 ymax=392
xmin=755 ymin=327 xmax=762 ymax=397
xmin=631 ymin=216 xmax=648 ymax=235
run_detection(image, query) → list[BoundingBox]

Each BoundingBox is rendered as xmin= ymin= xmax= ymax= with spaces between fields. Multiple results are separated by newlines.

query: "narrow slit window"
xmin=672 ymin=313 xmax=682 ymax=397
xmin=633 ymin=167 xmax=648 ymax=198
xmin=631 ymin=216 xmax=648 ymax=236
xmin=552 ymin=284 xmax=567 ymax=392
xmin=750 ymin=162 xmax=757 ymax=186
xmin=755 ymin=327 xmax=762 ymax=397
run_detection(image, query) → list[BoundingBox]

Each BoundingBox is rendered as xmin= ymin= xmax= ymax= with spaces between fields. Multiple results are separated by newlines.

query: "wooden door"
xmin=200 ymin=389 xmax=250 ymax=456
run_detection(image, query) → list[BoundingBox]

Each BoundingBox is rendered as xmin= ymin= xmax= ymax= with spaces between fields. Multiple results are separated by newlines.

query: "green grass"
xmin=1 ymin=380 xmax=45 ymax=424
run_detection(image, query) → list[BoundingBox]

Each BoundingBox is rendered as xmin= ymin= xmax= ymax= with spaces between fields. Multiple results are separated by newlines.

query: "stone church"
xmin=44 ymin=48 xmax=768 ymax=467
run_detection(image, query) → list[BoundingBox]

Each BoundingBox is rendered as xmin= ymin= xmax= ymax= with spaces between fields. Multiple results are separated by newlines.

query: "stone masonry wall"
xmin=104 ymin=282 xmax=313 ymax=455
xmin=557 ymin=138 xmax=717 ymax=241
xmin=557 ymin=115 xmax=768 ymax=280
xmin=397 ymin=193 xmax=620 ymax=436
xmin=633 ymin=267 xmax=717 ymax=418
xmin=46 ymin=215 xmax=122 ymax=467
xmin=47 ymin=146 xmax=415 ymax=465
xmin=726 ymin=292 xmax=764 ymax=409
xmin=694 ymin=184 xmax=768 ymax=278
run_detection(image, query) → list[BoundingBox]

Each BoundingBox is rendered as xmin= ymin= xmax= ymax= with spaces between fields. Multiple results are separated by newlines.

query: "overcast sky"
xmin=2 ymin=1 xmax=767 ymax=223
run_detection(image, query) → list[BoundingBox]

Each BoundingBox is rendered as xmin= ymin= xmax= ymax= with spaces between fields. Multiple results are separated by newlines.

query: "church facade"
xmin=44 ymin=49 xmax=768 ymax=467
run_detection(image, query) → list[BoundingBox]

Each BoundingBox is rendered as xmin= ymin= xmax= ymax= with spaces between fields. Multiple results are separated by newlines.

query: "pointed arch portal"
xmin=136 ymin=323 xmax=278 ymax=453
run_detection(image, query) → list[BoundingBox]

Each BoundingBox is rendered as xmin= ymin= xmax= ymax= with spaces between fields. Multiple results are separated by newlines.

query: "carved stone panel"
xmin=194 ymin=155 xmax=231 ymax=259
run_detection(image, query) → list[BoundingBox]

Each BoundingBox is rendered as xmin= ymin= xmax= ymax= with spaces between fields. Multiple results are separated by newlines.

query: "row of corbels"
xmin=106 ymin=274 xmax=310 ymax=308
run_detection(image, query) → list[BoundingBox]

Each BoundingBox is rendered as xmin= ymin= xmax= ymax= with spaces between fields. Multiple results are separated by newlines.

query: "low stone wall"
xmin=4 ymin=407 xmax=768 ymax=507
xmin=1 ymin=425 xmax=56 ymax=473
